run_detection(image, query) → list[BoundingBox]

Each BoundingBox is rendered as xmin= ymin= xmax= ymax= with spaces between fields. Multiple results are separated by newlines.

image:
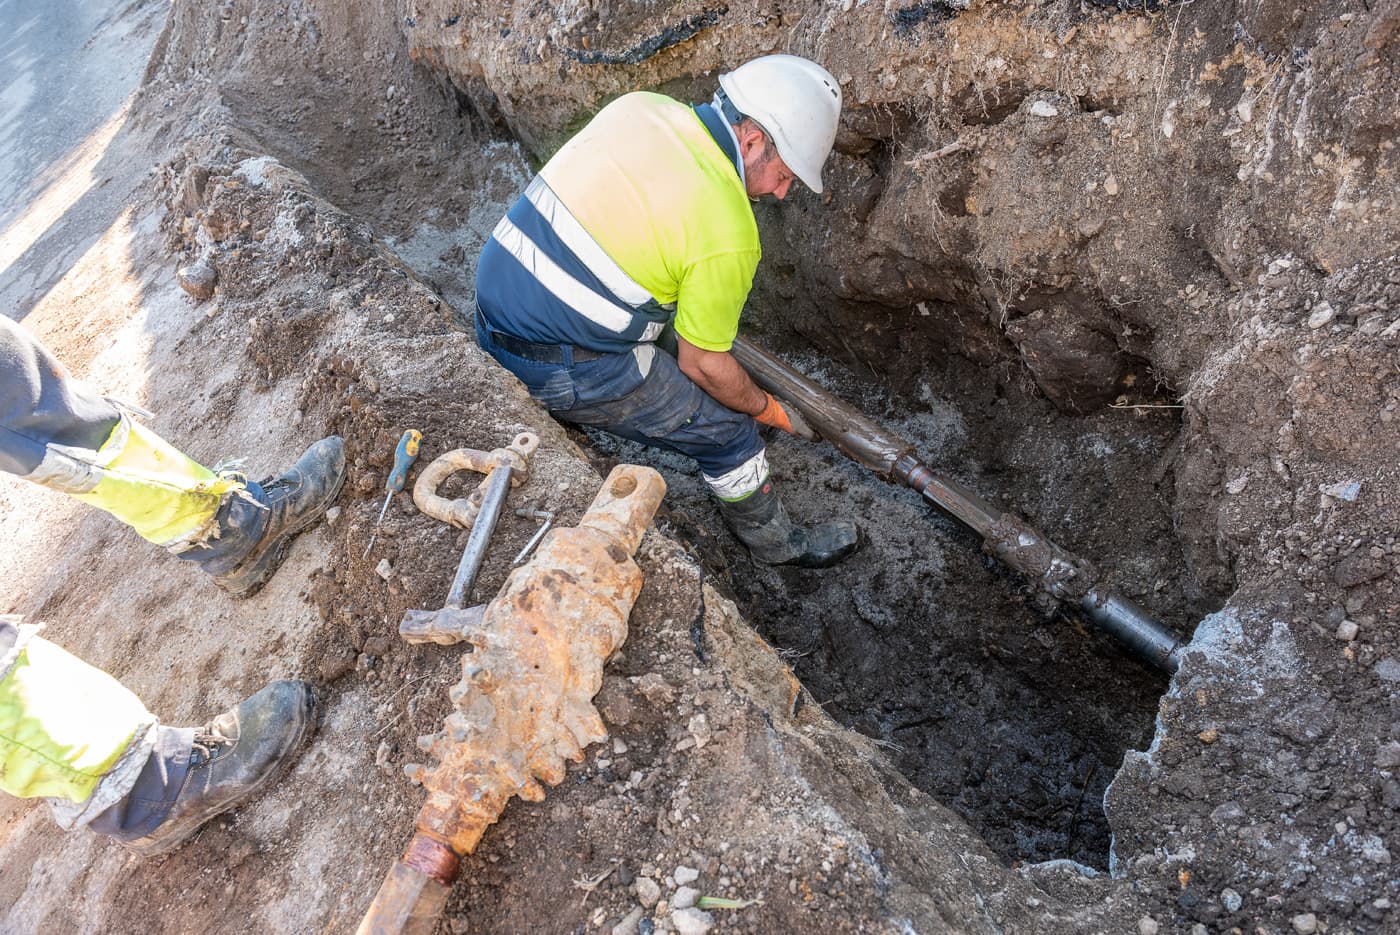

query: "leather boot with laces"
xmin=199 ymin=436 xmax=346 ymax=598
xmin=716 ymin=478 xmax=862 ymax=569
xmin=122 ymin=680 xmax=316 ymax=856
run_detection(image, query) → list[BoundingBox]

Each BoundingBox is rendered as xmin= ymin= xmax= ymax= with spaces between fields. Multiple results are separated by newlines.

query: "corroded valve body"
xmin=358 ymin=464 xmax=666 ymax=935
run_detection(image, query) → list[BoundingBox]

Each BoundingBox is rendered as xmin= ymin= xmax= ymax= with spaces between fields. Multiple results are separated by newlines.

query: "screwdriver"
xmin=362 ymin=429 xmax=422 ymax=559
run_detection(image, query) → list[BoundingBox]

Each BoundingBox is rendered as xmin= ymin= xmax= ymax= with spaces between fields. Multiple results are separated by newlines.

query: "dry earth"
xmin=1 ymin=1 xmax=1397 ymax=934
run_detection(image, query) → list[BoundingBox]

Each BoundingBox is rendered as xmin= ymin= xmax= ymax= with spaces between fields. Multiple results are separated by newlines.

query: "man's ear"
xmin=734 ymin=120 xmax=766 ymax=156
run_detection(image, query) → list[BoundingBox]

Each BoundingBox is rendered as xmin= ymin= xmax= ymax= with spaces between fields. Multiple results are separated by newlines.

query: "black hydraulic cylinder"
xmin=731 ymin=336 xmax=1185 ymax=674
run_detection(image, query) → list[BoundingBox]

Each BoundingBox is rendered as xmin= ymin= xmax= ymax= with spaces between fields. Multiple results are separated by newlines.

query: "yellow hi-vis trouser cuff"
xmin=0 ymin=637 xmax=153 ymax=802
xmin=70 ymin=417 xmax=242 ymax=550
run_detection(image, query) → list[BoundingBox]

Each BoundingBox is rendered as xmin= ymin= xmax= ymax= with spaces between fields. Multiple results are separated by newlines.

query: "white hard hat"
xmin=718 ymin=54 xmax=842 ymax=194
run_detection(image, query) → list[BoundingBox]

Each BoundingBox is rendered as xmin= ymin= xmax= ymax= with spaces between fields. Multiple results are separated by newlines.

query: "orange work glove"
xmin=754 ymin=394 xmax=817 ymax=440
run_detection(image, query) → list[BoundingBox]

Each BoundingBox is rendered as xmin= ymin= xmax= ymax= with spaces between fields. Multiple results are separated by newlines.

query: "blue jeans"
xmin=475 ymin=311 xmax=764 ymax=483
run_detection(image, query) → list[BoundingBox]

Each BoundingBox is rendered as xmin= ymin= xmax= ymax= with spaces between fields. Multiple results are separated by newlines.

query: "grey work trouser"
xmin=1 ymin=317 xmax=194 ymax=840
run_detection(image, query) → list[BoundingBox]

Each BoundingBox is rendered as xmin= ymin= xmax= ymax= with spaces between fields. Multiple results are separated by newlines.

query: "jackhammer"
xmin=732 ymin=337 xmax=1186 ymax=674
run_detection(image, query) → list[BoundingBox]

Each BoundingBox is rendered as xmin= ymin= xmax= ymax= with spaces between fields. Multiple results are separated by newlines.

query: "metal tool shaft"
xmin=511 ymin=509 xmax=555 ymax=566
xmin=732 ymin=336 xmax=1185 ymax=674
xmin=444 ymin=465 xmax=512 ymax=610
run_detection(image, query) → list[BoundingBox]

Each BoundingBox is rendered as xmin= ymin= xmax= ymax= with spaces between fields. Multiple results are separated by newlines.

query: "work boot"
xmin=123 ymin=680 xmax=316 ymax=857
xmin=716 ymin=479 xmax=862 ymax=569
xmin=205 ymin=436 xmax=347 ymax=598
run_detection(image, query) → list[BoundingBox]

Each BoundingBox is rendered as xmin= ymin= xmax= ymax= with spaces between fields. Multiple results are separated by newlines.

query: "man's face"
xmin=738 ymin=124 xmax=796 ymax=201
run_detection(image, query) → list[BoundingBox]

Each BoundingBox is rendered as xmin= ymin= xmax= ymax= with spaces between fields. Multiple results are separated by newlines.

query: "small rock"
xmin=375 ymin=558 xmax=393 ymax=581
xmin=1197 ymin=728 xmax=1219 ymax=744
xmin=1336 ymin=619 xmax=1359 ymax=642
xmin=674 ymin=866 xmax=700 ymax=885
xmin=177 ymin=262 xmax=218 ymax=301
xmin=1210 ymin=801 xmax=1246 ymax=823
xmin=1374 ymin=658 xmax=1400 ymax=683
xmin=1225 ymin=475 xmax=1249 ymax=495
xmin=1221 ymin=888 xmax=1243 ymax=912
xmin=636 ymin=673 xmax=676 ymax=706
xmin=635 ymin=877 xmax=661 ymax=909
xmin=1334 ymin=551 xmax=1389 ymax=587
xmin=613 ymin=737 xmax=629 ymax=755
xmin=1320 ymin=480 xmax=1361 ymax=502
xmin=318 ymin=647 xmax=357 ymax=682
xmin=1360 ymin=833 xmax=1392 ymax=863
xmin=1307 ymin=302 xmax=1337 ymax=329
xmin=1029 ymin=100 xmax=1059 ymax=117
xmin=1103 ymin=173 xmax=1120 ymax=196
xmin=1138 ymin=918 xmax=1159 ymax=935
xmin=1291 ymin=912 xmax=1318 ymax=934
xmin=672 ymin=886 xmax=698 ymax=909
xmin=687 ymin=714 xmax=711 ymax=750
xmin=670 ymin=908 xmax=713 ymax=935
xmin=363 ymin=635 xmax=391 ymax=657
xmin=1377 ymin=741 xmax=1400 ymax=769
xmin=325 ymin=505 xmax=341 ymax=523
xmin=375 ymin=739 xmax=392 ymax=768
xmin=612 ymin=907 xmax=644 ymax=935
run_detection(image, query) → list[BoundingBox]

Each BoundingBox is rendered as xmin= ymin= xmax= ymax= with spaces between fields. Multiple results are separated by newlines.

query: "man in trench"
xmin=0 ymin=314 xmax=344 ymax=853
xmin=474 ymin=54 xmax=862 ymax=568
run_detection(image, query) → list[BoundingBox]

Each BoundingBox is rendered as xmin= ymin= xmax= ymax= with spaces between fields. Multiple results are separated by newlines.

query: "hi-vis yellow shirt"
xmin=538 ymin=92 xmax=761 ymax=352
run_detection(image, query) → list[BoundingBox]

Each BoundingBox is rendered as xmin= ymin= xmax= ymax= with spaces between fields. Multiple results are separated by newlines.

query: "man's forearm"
xmin=676 ymin=338 xmax=769 ymax=415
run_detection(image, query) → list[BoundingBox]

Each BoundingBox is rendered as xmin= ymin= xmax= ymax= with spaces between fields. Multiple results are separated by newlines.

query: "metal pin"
xmin=512 ymin=508 xmax=555 ymax=566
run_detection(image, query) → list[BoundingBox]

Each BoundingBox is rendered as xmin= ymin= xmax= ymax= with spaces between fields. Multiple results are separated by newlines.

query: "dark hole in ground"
xmin=573 ymin=328 xmax=1208 ymax=870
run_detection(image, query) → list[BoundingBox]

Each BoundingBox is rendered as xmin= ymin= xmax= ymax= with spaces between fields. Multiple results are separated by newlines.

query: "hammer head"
xmin=398 ymin=604 xmax=486 ymax=646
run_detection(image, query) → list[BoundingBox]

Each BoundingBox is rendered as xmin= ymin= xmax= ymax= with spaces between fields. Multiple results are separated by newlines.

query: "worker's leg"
xmin=0 ymin=316 xmax=344 ymax=596
xmin=0 ymin=617 xmax=314 ymax=854
xmin=476 ymin=322 xmax=859 ymax=566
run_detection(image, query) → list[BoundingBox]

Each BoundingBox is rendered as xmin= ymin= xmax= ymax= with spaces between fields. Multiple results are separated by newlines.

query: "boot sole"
xmin=123 ymin=683 xmax=317 ymax=857
xmin=216 ymin=459 xmax=347 ymax=599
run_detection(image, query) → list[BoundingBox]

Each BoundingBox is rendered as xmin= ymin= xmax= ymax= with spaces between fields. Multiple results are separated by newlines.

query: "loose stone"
xmin=612 ymin=907 xmax=644 ymax=935
xmin=634 ymin=877 xmax=661 ymax=909
xmin=177 ymin=261 xmax=218 ymax=300
xmin=670 ymin=907 xmax=714 ymax=935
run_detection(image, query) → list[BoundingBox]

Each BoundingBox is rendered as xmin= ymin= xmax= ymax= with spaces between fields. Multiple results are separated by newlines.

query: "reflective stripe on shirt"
xmin=522 ymin=177 xmax=653 ymax=308
xmin=490 ymin=214 xmax=640 ymax=334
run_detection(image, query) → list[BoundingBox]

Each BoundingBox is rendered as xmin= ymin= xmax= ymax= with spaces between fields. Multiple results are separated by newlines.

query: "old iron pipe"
xmin=731 ymin=336 xmax=1185 ymax=674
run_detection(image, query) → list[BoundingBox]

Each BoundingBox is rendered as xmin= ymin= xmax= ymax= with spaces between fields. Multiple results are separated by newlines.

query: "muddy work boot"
xmin=123 ymin=680 xmax=316 ymax=857
xmin=201 ymin=436 xmax=346 ymax=598
xmin=716 ymin=479 xmax=861 ymax=569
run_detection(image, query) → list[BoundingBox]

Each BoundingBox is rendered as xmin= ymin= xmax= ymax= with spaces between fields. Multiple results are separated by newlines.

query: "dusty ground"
xmin=2 ymin=1 xmax=1398 ymax=934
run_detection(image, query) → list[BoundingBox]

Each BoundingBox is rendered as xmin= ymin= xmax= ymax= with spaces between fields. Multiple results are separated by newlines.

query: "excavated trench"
xmin=190 ymin=4 xmax=1223 ymax=870
xmin=575 ymin=309 xmax=1214 ymax=870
